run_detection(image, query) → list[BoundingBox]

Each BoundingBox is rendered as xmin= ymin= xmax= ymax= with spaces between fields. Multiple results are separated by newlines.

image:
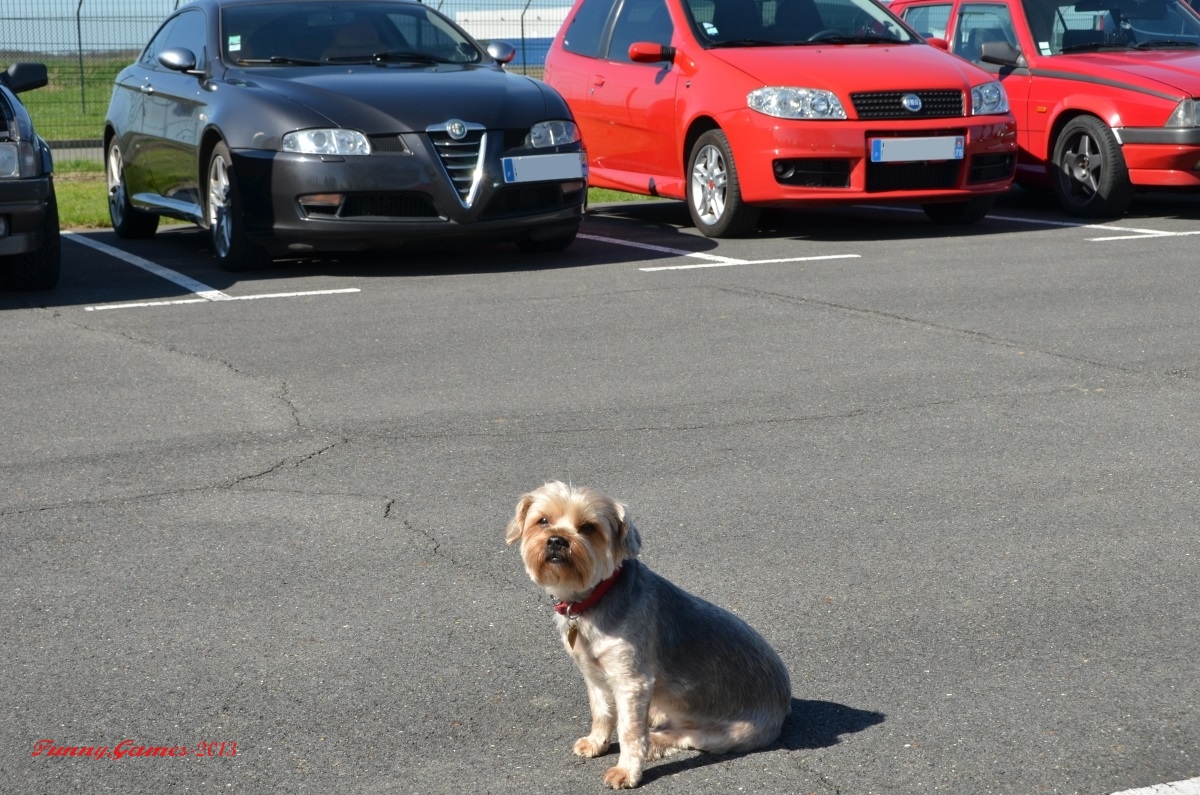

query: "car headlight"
xmin=530 ymin=120 xmax=579 ymax=148
xmin=0 ymin=141 xmax=40 ymax=178
xmin=1166 ymin=99 xmax=1197 ymax=128
xmin=748 ymin=87 xmax=847 ymax=120
xmin=970 ymin=82 xmax=1009 ymax=115
xmin=281 ymin=129 xmax=371 ymax=155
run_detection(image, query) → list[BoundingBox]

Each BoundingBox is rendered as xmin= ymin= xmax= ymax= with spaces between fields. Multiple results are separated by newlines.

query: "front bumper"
xmin=0 ymin=174 xmax=53 ymax=257
xmin=728 ymin=112 xmax=1018 ymax=205
xmin=231 ymin=137 xmax=587 ymax=254
xmin=1116 ymin=127 xmax=1200 ymax=188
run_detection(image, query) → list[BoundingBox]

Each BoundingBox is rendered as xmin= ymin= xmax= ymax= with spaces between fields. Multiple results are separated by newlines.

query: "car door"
xmin=585 ymin=0 xmax=679 ymax=180
xmin=111 ymin=15 xmax=181 ymax=200
xmin=143 ymin=7 xmax=210 ymax=212
xmin=948 ymin=2 xmax=1034 ymax=172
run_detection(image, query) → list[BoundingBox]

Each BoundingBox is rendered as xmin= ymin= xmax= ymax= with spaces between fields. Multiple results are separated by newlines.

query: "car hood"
xmin=1048 ymin=50 xmax=1200 ymax=96
xmin=235 ymin=65 xmax=559 ymax=133
xmin=707 ymin=43 xmax=989 ymax=92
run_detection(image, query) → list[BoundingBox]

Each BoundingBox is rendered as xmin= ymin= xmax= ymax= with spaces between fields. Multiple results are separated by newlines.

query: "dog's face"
xmin=506 ymin=482 xmax=641 ymax=598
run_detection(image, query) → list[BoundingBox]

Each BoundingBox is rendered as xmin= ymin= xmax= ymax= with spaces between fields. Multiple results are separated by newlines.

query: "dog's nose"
xmin=547 ymin=536 xmax=568 ymax=551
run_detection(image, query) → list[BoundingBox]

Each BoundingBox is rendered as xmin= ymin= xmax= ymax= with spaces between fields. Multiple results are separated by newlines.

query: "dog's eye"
xmin=537 ymin=517 xmax=549 ymax=525
xmin=579 ymin=522 xmax=597 ymax=535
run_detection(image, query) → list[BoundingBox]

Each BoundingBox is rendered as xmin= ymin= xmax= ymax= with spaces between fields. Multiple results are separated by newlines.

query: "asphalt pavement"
xmin=1 ymin=192 xmax=1197 ymax=794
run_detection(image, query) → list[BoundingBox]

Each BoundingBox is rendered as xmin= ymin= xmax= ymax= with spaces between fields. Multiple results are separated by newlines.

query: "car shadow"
xmin=635 ymin=698 xmax=886 ymax=786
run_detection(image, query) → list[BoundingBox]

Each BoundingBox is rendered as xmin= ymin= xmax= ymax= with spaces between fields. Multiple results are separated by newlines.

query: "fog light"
xmin=301 ymin=193 xmax=345 ymax=206
xmin=560 ymin=179 xmax=585 ymax=192
xmin=299 ymin=193 xmax=345 ymax=217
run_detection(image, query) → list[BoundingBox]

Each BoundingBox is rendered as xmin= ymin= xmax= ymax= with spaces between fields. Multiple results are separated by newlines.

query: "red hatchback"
xmin=543 ymin=0 xmax=1018 ymax=235
xmin=891 ymin=0 xmax=1200 ymax=216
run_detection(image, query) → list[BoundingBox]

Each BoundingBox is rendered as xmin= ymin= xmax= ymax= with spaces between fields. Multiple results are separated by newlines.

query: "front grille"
xmin=969 ymin=153 xmax=1015 ymax=184
xmin=851 ymin=90 xmax=964 ymax=119
xmin=338 ymin=193 xmax=440 ymax=218
xmin=866 ymin=160 xmax=960 ymax=192
xmin=478 ymin=184 xmax=581 ymax=221
xmin=773 ymin=158 xmax=851 ymax=188
xmin=429 ymin=129 xmax=485 ymax=202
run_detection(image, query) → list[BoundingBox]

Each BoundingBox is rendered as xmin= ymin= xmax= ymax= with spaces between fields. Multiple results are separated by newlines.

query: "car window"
xmin=951 ymin=3 xmax=1018 ymax=61
xmin=222 ymin=1 xmax=481 ymax=65
xmin=902 ymin=3 xmax=953 ymax=37
xmin=158 ymin=9 xmax=208 ymax=70
xmin=607 ymin=0 xmax=675 ymax=59
xmin=685 ymin=0 xmax=914 ymax=44
xmin=562 ymin=0 xmax=621 ymax=56
xmin=1021 ymin=0 xmax=1200 ymax=52
xmin=140 ymin=15 xmax=180 ymax=67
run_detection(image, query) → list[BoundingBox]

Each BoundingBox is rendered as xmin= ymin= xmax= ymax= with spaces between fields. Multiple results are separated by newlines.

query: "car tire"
xmin=516 ymin=225 xmax=579 ymax=253
xmin=107 ymin=140 xmax=159 ymax=239
xmin=921 ymin=195 xmax=995 ymax=225
xmin=687 ymin=130 xmax=760 ymax=238
xmin=206 ymin=142 xmax=272 ymax=272
xmin=1052 ymin=116 xmax=1134 ymax=218
xmin=0 ymin=183 xmax=61 ymax=291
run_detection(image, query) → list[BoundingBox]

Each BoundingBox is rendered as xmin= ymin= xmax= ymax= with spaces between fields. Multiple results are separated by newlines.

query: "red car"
xmin=543 ymin=0 xmax=1018 ymax=235
xmin=891 ymin=0 xmax=1200 ymax=217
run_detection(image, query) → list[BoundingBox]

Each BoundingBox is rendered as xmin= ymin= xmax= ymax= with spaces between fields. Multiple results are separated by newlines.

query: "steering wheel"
xmin=807 ymin=29 xmax=844 ymax=40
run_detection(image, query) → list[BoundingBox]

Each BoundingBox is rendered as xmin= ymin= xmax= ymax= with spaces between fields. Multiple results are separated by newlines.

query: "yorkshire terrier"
xmin=506 ymin=481 xmax=791 ymax=789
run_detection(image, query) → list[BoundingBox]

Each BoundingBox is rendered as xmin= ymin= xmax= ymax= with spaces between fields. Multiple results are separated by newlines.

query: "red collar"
xmin=553 ymin=566 xmax=623 ymax=617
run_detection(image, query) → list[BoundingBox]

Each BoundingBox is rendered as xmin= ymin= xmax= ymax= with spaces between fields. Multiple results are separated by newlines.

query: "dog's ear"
xmin=505 ymin=493 xmax=535 ymax=545
xmin=614 ymin=502 xmax=642 ymax=559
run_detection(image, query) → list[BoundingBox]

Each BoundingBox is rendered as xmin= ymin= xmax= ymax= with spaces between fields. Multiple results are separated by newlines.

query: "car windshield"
xmin=683 ymin=0 xmax=915 ymax=46
xmin=221 ymin=1 xmax=484 ymax=66
xmin=1020 ymin=0 xmax=1200 ymax=53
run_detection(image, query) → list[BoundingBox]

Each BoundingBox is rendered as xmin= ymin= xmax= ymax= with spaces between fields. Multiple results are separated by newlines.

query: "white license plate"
xmin=502 ymin=153 xmax=586 ymax=183
xmin=870 ymin=136 xmax=964 ymax=163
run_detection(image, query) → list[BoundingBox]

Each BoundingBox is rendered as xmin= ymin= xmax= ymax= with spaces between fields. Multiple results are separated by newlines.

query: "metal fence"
xmin=2 ymin=0 xmax=567 ymax=158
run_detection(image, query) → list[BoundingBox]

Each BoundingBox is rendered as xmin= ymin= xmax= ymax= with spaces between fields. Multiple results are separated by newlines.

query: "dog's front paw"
xmin=573 ymin=736 xmax=610 ymax=758
xmin=603 ymin=765 xmax=641 ymax=789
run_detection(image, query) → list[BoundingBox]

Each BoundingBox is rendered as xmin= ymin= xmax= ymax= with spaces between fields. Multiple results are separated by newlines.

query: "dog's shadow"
xmin=638 ymin=698 xmax=886 ymax=785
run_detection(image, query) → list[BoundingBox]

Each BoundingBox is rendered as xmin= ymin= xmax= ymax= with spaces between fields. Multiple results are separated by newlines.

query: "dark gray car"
xmin=103 ymin=0 xmax=588 ymax=271
xmin=0 ymin=62 xmax=59 ymax=290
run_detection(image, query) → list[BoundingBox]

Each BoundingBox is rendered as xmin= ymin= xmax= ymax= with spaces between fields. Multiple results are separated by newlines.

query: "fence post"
xmin=520 ymin=0 xmax=533 ymax=72
xmin=76 ymin=0 xmax=87 ymax=114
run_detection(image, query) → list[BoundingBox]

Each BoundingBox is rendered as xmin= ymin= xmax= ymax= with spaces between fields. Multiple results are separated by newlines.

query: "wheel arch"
xmin=683 ymin=115 xmax=722 ymax=180
xmin=198 ymin=129 xmax=227 ymax=228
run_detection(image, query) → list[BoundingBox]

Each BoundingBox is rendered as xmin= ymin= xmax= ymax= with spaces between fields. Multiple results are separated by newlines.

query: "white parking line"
xmin=84 ymin=288 xmax=362 ymax=312
xmin=64 ymin=231 xmax=360 ymax=311
xmin=65 ymin=231 xmax=233 ymax=300
xmin=578 ymin=233 xmax=861 ymax=271
xmin=1112 ymin=775 xmax=1200 ymax=795
xmin=862 ymin=204 xmax=1191 ymax=241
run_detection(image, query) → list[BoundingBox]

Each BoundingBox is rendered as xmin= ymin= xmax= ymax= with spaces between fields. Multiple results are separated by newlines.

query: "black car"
xmin=0 ymin=62 xmax=60 ymax=290
xmin=103 ymin=0 xmax=588 ymax=271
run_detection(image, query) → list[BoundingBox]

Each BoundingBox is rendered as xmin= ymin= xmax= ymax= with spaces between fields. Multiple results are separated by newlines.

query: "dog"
xmin=505 ymin=481 xmax=791 ymax=789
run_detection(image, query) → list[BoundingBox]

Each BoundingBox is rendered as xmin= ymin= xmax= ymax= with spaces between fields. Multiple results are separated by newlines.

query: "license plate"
xmin=502 ymin=153 xmax=586 ymax=183
xmin=870 ymin=136 xmax=964 ymax=163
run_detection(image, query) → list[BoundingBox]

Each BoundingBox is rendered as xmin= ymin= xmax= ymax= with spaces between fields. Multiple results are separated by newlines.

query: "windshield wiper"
xmin=1134 ymin=39 xmax=1200 ymax=48
xmin=805 ymin=33 xmax=904 ymax=44
xmin=238 ymin=55 xmax=324 ymax=65
xmin=709 ymin=38 xmax=784 ymax=47
xmin=324 ymin=51 xmax=457 ymax=64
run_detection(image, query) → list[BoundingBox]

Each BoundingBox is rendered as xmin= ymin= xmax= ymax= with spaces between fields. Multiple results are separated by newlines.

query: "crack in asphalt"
xmin=716 ymin=284 xmax=1138 ymax=374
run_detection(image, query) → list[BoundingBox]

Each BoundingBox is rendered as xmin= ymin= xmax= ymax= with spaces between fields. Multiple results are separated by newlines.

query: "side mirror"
xmin=159 ymin=47 xmax=199 ymax=73
xmin=980 ymin=40 xmax=1026 ymax=67
xmin=4 ymin=62 xmax=49 ymax=93
xmin=925 ymin=36 xmax=950 ymax=51
xmin=487 ymin=41 xmax=517 ymax=64
xmin=628 ymin=42 xmax=675 ymax=63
